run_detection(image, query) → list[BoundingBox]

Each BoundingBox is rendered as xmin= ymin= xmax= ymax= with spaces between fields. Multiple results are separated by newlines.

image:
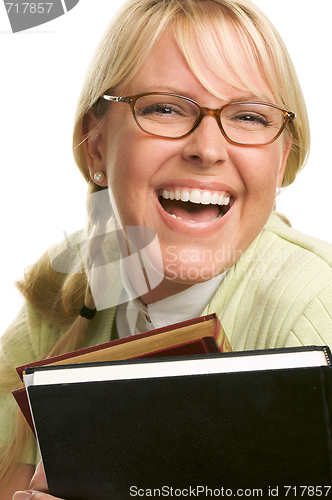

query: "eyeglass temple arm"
xmin=101 ymin=95 xmax=132 ymax=103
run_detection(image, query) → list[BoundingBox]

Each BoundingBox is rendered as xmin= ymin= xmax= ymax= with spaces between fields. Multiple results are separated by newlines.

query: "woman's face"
xmin=88 ymin=33 xmax=291 ymax=303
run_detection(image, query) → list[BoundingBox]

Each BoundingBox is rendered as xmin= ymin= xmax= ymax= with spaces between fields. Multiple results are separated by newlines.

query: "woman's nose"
xmin=182 ymin=115 xmax=229 ymax=169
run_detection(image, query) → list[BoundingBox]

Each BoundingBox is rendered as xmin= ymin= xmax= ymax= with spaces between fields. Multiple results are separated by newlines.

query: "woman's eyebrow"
xmin=128 ymin=87 xmax=274 ymax=105
xmin=235 ymin=94 xmax=274 ymax=103
xmin=129 ymin=86 xmax=191 ymax=95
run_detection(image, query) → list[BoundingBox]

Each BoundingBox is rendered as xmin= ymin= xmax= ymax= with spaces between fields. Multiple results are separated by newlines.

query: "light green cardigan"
xmin=1 ymin=212 xmax=332 ymax=465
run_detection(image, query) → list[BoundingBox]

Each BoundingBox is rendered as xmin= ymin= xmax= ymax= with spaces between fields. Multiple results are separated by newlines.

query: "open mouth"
xmin=158 ymin=187 xmax=234 ymax=223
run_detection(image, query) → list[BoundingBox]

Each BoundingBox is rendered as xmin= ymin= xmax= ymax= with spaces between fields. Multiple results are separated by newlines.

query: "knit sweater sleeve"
xmin=0 ymin=303 xmax=64 ymax=465
xmin=0 ymin=299 xmax=116 ymax=466
xmin=204 ymin=213 xmax=332 ymax=352
xmin=284 ymin=282 xmax=332 ymax=349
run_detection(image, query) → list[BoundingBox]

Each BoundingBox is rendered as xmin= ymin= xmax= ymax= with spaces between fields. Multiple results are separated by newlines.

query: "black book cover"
xmin=26 ymin=348 xmax=332 ymax=500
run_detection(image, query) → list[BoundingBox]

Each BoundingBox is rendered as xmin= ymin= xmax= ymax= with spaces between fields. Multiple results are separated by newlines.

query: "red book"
xmin=13 ymin=313 xmax=231 ymax=432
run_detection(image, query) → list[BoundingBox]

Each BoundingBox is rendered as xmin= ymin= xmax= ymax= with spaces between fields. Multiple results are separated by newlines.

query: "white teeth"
xmin=211 ymin=193 xmax=219 ymax=205
xmin=168 ymin=212 xmax=223 ymax=222
xmin=180 ymin=190 xmax=190 ymax=202
xmin=201 ymin=191 xmax=212 ymax=205
xmin=167 ymin=212 xmax=181 ymax=219
xmin=217 ymin=195 xmax=230 ymax=205
xmin=189 ymin=189 xmax=201 ymax=204
xmin=160 ymin=188 xmax=231 ymax=206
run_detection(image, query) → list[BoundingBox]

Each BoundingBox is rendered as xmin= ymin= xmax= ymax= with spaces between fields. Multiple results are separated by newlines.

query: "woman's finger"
xmin=13 ymin=491 xmax=66 ymax=500
xmin=29 ymin=461 xmax=48 ymax=492
xmin=12 ymin=461 xmax=65 ymax=499
xmin=13 ymin=490 xmax=63 ymax=500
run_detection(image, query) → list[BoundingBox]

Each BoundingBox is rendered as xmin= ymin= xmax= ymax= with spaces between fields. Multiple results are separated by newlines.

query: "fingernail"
xmin=12 ymin=491 xmax=32 ymax=500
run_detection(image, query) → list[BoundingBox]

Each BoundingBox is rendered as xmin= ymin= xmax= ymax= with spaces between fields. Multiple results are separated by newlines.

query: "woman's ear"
xmin=83 ymin=111 xmax=108 ymax=186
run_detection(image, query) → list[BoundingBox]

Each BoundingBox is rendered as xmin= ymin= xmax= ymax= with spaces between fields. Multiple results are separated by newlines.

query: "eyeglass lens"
xmin=133 ymin=94 xmax=286 ymax=144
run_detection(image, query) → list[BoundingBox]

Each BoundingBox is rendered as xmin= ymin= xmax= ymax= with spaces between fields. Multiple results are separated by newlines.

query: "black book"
xmin=24 ymin=346 xmax=332 ymax=500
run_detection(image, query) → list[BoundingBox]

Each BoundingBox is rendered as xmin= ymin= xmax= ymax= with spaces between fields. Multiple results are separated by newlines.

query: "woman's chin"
xmin=162 ymin=261 xmax=226 ymax=285
xmin=139 ymin=262 xmax=225 ymax=303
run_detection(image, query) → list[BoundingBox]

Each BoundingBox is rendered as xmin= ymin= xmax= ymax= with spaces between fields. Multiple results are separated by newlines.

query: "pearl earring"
xmin=94 ymin=172 xmax=105 ymax=183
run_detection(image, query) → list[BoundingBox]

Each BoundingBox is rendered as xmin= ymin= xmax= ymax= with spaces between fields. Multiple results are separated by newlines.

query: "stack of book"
xmin=13 ymin=314 xmax=332 ymax=499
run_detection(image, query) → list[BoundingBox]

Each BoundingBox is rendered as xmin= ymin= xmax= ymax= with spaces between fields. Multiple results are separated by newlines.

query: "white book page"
xmin=24 ymin=350 xmax=328 ymax=387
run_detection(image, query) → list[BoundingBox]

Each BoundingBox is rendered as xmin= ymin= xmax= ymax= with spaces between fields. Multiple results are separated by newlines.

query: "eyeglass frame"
xmin=101 ymin=91 xmax=296 ymax=146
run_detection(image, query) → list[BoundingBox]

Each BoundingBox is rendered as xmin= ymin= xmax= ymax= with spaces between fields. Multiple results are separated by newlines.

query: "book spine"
xmin=323 ymin=347 xmax=332 ymax=366
xmin=319 ymin=368 xmax=332 ymax=478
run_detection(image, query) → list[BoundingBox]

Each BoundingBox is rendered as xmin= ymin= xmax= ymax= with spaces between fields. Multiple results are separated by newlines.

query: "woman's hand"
xmin=13 ymin=460 xmax=65 ymax=500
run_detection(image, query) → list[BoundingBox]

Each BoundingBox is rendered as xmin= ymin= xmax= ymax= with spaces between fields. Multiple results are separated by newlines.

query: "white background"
xmin=0 ymin=0 xmax=331 ymax=335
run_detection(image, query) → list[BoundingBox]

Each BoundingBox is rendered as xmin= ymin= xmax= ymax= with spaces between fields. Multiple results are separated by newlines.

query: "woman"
xmin=2 ymin=0 xmax=332 ymax=498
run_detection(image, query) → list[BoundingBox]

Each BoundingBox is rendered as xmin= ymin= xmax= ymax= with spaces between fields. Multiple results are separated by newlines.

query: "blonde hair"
xmin=0 ymin=0 xmax=310 ymax=486
xmin=73 ymin=0 xmax=309 ymax=187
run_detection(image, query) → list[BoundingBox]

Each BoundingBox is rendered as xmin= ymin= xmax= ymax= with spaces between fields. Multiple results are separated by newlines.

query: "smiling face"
xmin=86 ymin=32 xmax=291 ymax=304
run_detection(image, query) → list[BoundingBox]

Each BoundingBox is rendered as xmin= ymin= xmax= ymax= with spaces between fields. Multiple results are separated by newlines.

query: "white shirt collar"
xmin=116 ymin=272 xmax=226 ymax=338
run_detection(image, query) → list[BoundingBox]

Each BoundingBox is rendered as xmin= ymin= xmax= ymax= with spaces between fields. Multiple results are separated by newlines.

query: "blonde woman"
xmin=2 ymin=0 xmax=332 ymax=498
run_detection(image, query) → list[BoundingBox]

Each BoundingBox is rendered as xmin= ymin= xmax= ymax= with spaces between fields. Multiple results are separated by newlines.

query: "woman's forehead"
xmin=122 ymin=31 xmax=276 ymax=104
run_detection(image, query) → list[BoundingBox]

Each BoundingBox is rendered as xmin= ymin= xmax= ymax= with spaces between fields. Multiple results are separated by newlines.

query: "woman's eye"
xmin=233 ymin=113 xmax=271 ymax=127
xmin=139 ymin=103 xmax=184 ymax=117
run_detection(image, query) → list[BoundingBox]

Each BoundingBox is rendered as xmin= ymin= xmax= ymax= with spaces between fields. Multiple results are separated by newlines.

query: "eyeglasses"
xmin=101 ymin=91 xmax=296 ymax=146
